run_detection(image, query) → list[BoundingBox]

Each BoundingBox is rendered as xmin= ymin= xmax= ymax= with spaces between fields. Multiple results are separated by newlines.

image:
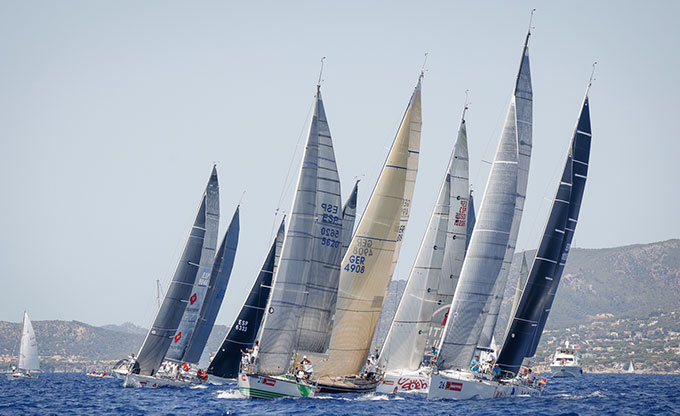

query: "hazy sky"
xmin=1 ymin=1 xmax=678 ymax=328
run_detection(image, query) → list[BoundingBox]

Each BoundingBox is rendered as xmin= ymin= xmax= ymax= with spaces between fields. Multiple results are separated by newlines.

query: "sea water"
xmin=1 ymin=373 xmax=678 ymax=415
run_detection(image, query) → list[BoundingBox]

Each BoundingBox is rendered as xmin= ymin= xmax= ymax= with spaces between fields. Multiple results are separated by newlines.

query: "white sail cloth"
xmin=380 ymin=114 xmax=469 ymax=373
xmin=436 ymin=101 xmax=519 ymax=371
xmin=314 ymin=77 xmax=422 ymax=378
xmin=256 ymin=88 xmax=342 ymax=375
xmin=477 ymin=39 xmax=533 ymax=348
xmin=19 ymin=312 xmax=40 ymax=371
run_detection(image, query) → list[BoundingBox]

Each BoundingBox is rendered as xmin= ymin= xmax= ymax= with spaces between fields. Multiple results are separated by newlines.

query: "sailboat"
xmin=238 ymin=78 xmax=345 ymax=399
xmin=207 ymin=218 xmax=285 ymax=383
xmin=376 ymin=104 xmax=470 ymax=394
xmin=309 ymin=73 xmax=422 ymax=394
xmin=6 ymin=312 xmax=40 ymax=380
xmin=428 ymin=26 xmax=534 ymax=400
xmin=627 ymin=361 xmax=634 ymax=373
xmin=124 ymin=166 xmax=224 ymax=388
xmin=496 ymin=77 xmax=592 ymax=383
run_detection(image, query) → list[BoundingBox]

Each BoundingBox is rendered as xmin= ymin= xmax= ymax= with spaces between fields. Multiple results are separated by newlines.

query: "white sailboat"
xmin=6 ymin=312 xmax=40 ymax=380
xmin=238 ymin=76 xmax=343 ymax=399
xmin=377 ymin=104 xmax=470 ymax=394
xmin=627 ymin=361 xmax=634 ymax=374
xmin=428 ymin=26 xmax=534 ymax=400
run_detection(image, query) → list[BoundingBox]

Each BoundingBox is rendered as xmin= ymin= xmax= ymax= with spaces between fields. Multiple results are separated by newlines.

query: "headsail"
xmin=380 ymin=108 xmax=469 ymax=372
xmin=19 ymin=312 xmax=40 ymax=371
xmin=208 ymin=219 xmax=284 ymax=379
xmin=183 ymin=206 xmax=240 ymax=364
xmin=314 ymin=75 xmax=422 ymax=377
xmin=256 ymin=86 xmax=342 ymax=375
xmin=477 ymin=31 xmax=533 ymax=349
xmin=133 ymin=167 xmax=219 ymax=376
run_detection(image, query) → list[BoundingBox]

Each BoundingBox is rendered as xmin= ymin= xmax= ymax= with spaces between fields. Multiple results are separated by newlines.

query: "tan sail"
xmin=314 ymin=77 xmax=422 ymax=377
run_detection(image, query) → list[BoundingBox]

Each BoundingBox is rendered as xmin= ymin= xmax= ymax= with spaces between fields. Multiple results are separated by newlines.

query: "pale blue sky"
xmin=1 ymin=1 xmax=678 ymax=327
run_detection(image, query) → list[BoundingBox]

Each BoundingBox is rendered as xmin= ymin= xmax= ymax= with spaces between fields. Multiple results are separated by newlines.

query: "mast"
xmin=156 ymin=280 xmax=162 ymax=311
xmin=497 ymin=80 xmax=592 ymax=374
xmin=477 ymin=25 xmax=533 ymax=349
xmin=183 ymin=206 xmax=240 ymax=363
xmin=314 ymin=73 xmax=422 ymax=377
xmin=133 ymin=166 xmax=219 ymax=376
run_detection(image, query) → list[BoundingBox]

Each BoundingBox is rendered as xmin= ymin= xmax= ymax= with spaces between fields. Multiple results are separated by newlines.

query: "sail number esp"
xmin=320 ymin=203 xmax=341 ymax=248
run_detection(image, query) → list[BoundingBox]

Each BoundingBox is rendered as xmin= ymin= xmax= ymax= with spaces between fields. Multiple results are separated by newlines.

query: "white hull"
xmin=123 ymin=373 xmax=201 ymax=388
xmin=550 ymin=365 xmax=582 ymax=378
xmin=207 ymin=374 xmax=235 ymax=385
xmin=6 ymin=372 xmax=37 ymax=380
xmin=238 ymin=373 xmax=318 ymax=399
xmin=86 ymin=373 xmax=114 ymax=379
xmin=428 ymin=370 xmax=540 ymax=400
xmin=376 ymin=371 xmax=429 ymax=394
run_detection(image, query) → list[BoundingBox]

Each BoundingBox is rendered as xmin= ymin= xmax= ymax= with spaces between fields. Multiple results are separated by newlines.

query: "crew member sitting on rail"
xmin=469 ymin=356 xmax=481 ymax=372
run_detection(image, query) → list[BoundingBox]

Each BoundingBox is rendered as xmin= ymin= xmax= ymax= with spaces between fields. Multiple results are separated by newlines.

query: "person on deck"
xmin=365 ymin=359 xmax=376 ymax=381
xmin=469 ymin=356 xmax=481 ymax=372
xmin=303 ymin=357 xmax=313 ymax=379
xmin=491 ymin=363 xmax=501 ymax=379
xmin=526 ymin=368 xmax=537 ymax=385
xmin=425 ymin=346 xmax=439 ymax=366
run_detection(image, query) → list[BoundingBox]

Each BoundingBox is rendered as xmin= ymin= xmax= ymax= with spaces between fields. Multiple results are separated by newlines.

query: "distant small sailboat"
xmin=627 ymin=361 xmax=635 ymax=373
xmin=6 ymin=312 xmax=40 ymax=380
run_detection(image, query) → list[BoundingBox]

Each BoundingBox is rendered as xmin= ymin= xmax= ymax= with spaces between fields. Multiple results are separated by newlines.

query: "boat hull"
xmin=316 ymin=376 xmax=380 ymax=394
xmin=238 ymin=373 xmax=318 ymax=399
xmin=376 ymin=372 xmax=429 ymax=394
xmin=123 ymin=373 xmax=199 ymax=388
xmin=6 ymin=372 xmax=36 ymax=380
xmin=86 ymin=373 xmax=113 ymax=379
xmin=550 ymin=365 xmax=582 ymax=378
xmin=428 ymin=370 xmax=540 ymax=400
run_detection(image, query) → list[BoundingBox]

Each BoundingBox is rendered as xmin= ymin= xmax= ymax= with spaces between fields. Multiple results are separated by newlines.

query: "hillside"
xmin=372 ymin=239 xmax=680 ymax=373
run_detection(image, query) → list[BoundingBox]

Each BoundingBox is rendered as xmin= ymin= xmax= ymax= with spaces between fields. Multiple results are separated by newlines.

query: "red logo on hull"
xmin=261 ymin=377 xmax=276 ymax=386
xmin=445 ymin=381 xmax=463 ymax=391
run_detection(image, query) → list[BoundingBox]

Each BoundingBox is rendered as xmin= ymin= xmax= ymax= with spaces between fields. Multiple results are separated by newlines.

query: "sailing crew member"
xmin=425 ymin=346 xmax=438 ymax=366
xmin=303 ymin=357 xmax=313 ymax=379
xmin=526 ymin=368 xmax=537 ymax=385
xmin=469 ymin=356 xmax=481 ymax=372
xmin=491 ymin=363 xmax=501 ymax=379
xmin=245 ymin=340 xmax=260 ymax=370
xmin=365 ymin=359 xmax=376 ymax=381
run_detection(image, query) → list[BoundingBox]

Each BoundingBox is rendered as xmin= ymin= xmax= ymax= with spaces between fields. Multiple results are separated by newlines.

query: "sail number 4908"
xmin=344 ymin=254 xmax=365 ymax=273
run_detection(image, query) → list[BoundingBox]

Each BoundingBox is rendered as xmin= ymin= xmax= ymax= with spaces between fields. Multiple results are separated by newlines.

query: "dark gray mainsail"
xmin=133 ymin=167 xmax=219 ymax=376
xmin=497 ymin=85 xmax=592 ymax=374
xmin=183 ymin=206 xmax=240 ymax=364
xmin=526 ymin=92 xmax=592 ymax=357
xmin=465 ymin=191 xmax=476 ymax=252
xmin=207 ymin=218 xmax=284 ymax=379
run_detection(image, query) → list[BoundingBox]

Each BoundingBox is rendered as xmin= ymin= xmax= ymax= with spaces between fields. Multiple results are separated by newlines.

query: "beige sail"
xmin=314 ymin=77 xmax=422 ymax=377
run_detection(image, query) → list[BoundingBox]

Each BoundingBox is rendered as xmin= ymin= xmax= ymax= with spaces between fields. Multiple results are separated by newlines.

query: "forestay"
xmin=134 ymin=167 xmax=219 ymax=376
xmin=315 ymin=75 xmax=422 ymax=377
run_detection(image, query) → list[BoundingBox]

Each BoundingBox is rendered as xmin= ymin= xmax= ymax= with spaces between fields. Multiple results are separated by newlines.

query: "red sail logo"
xmin=174 ymin=332 xmax=182 ymax=343
xmin=190 ymin=293 xmax=197 ymax=305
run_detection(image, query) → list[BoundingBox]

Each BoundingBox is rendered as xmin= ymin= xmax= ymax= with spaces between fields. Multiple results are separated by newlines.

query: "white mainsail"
xmin=380 ymin=111 xmax=469 ymax=373
xmin=477 ymin=34 xmax=533 ymax=349
xmin=19 ymin=312 xmax=40 ymax=371
xmin=315 ymin=75 xmax=422 ymax=377
xmin=256 ymin=86 xmax=342 ymax=375
xmin=436 ymin=86 xmax=520 ymax=371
